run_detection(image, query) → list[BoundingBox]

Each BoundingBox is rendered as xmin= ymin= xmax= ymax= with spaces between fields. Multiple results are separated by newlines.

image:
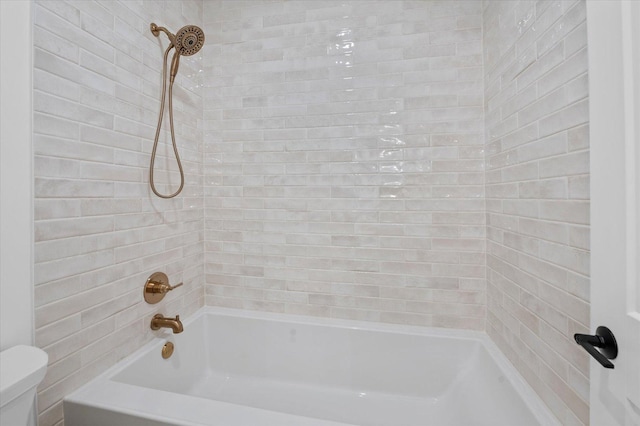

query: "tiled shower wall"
xmin=28 ymin=0 xmax=595 ymax=424
xmin=202 ymin=1 xmax=487 ymax=328
xmin=32 ymin=1 xmax=204 ymax=424
xmin=483 ymin=1 xmax=590 ymax=424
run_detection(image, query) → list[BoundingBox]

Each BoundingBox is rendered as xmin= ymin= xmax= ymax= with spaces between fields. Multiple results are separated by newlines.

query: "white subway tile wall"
xmin=202 ymin=1 xmax=486 ymax=328
xmin=483 ymin=1 xmax=590 ymax=424
xmin=29 ymin=0 xmax=594 ymax=424
xmin=33 ymin=1 xmax=204 ymax=425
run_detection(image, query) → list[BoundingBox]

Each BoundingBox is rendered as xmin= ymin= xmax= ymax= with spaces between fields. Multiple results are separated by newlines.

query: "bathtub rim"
xmin=64 ymin=306 xmax=561 ymax=426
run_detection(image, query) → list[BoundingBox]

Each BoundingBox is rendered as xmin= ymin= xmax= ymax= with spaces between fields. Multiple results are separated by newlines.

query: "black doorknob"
xmin=574 ymin=326 xmax=618 ymax=369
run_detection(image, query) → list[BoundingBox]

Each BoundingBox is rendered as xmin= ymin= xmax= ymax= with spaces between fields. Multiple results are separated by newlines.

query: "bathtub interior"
xmin=108 ymin=310 xmax=543 ymax=426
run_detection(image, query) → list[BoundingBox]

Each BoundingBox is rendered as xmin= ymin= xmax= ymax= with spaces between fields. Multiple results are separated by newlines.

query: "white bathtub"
xmin=64 ymin=307 xmax=559 ymax=426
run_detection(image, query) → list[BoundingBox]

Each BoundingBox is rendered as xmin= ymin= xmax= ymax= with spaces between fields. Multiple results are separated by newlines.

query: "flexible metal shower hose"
xmin=149 ymin=45 xmax=185 ymax=199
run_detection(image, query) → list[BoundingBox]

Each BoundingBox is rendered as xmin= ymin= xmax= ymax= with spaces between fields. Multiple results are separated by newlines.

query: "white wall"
xmin=483 ymin=1 xmax=590 ymax=424
xmin=203 ymin=0 xmax=487 ymax=329
xmin=31 ymin=1 xmax=205 ymax=424
xmin=0 ymin=0 xmax=34 ymax=352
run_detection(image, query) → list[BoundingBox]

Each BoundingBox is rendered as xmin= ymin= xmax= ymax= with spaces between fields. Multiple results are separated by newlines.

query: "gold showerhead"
xmin=174 ymin=25 xmax=205 ymax=56
xmin=148 ymin=22 xmax=205 ymax=198
xmin=151 ymin=22 xmax=205 ymax=81
xmin=150 ymin=23 xmax=205 ymax=56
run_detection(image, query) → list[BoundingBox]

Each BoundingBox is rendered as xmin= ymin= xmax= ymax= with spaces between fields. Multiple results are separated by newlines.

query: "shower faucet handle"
xmin=151 ymin=281 xmax=183 ymax=293
xmin=144 ymin=272 xmax=183 ymax=304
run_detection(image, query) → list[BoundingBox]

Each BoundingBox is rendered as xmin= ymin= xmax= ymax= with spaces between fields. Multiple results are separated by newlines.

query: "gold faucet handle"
xmin=151 ymin=282 xmax=182 ymax=294
xmin=144 ymin=272 xmax=183 ymax=304
xmin=150 ymin=281 xmax=183 ymax=294
xmin=169 ymin=282 xmax=183 ymax=291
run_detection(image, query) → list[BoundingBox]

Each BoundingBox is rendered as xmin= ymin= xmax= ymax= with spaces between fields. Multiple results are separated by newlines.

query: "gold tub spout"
xmin=150 ymin=314 xmax=183 ymax=334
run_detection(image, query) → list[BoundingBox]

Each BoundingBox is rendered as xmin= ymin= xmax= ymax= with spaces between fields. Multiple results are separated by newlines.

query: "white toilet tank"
xmin=0 ymin=345 xmax=48 ymax=426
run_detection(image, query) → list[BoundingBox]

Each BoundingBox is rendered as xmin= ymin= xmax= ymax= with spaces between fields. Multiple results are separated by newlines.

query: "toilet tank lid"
xmin=0 ymin=345 xmax=48 ymax=407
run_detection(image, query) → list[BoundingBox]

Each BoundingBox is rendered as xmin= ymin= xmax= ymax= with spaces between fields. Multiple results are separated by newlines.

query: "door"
xmin=588 ymin=1 xmax=640 ymax=425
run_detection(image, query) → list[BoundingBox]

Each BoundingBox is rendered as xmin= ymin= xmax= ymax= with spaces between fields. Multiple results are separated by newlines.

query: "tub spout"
xmin=151 ymin=314 xmax=183 ymax=334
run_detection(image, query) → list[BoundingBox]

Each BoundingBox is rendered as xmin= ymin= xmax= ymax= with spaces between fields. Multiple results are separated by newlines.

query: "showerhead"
xmin=150 ymin=23 xmax=205 ymax=80
xmin=149 ymin=22 xmax=204 ymax=199
xmin=174 ymin=25 xmax=205 ymax=56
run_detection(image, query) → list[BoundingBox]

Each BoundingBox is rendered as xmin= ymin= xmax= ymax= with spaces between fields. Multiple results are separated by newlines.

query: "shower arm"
xmin=150 ymin=23 xmax=176 ymax=46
